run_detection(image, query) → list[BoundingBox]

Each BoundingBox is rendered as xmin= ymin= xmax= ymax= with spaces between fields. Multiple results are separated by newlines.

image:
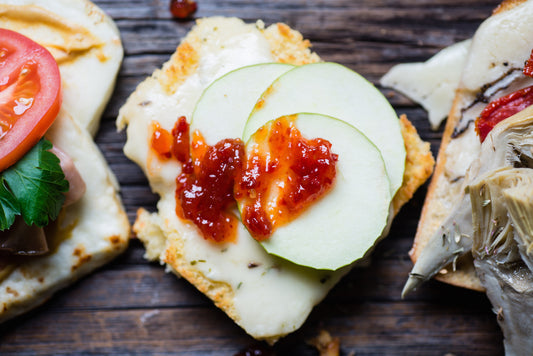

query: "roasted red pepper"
xmin=475 ymin=85 xmax=533 ymax=142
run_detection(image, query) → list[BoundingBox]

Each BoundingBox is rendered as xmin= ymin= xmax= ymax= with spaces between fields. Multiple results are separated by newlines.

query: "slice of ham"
xmin=50 ymin=145 xmax=86 ymax=207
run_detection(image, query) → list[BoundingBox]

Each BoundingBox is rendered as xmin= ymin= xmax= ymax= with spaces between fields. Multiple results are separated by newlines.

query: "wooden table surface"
xmin=0 ymin=0 xmax=507 ymax=355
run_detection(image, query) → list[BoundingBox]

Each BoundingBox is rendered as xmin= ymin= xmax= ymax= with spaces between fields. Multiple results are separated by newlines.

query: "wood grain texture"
xmin=0 ymin=0 xmax=506 ymax=355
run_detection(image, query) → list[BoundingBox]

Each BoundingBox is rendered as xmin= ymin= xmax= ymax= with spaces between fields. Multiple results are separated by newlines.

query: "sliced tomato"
xmin=0 ymin=29 xmax=61 ymax=172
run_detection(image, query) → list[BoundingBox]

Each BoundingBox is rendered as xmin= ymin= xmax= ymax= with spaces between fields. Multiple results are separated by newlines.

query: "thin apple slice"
xmin=239 ymin=113 xmax=392 ymax=270
xmin=244 ymin=62 xmax=405 ymax=195
xmin=191 ymin=63 xmax=294 ymax=145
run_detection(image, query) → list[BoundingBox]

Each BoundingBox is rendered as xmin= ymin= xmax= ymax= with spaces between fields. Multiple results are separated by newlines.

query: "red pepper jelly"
xmin=150 ymin=115 xmax=338 ymax=243
xmin=151 ymin=117 xmax=244 ymax=243
xmin=169 ymin=0 xmax=197 ymax=19
xmin=235 ymin=115 xmax=338 ymax=241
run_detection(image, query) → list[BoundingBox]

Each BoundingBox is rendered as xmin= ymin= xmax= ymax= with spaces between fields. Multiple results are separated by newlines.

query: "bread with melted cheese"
xmin=117 ymin=17 xmax=434 ymax=342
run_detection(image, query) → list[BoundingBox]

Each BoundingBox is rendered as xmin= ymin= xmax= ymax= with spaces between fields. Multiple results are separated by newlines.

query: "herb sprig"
xmin=0 ymin=139 xmax=69 ymax=230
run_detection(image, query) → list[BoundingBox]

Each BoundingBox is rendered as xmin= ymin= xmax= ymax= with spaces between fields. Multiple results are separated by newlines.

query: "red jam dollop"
xmin=169 ymin=0 xmax=197 ymax=19
xmin=162 ymin=117 xmax=244 ymax=243
xmin=150 ymin=116 xmax=337 ymax=243
xmin=475 ymin=85 xmax=533 ymax=142
xmin=235 ymin=116 xmax=338 ymax=241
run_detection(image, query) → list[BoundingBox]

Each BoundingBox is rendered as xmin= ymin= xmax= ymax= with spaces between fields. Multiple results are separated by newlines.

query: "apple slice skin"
xmin=191 ymin=63 xmax=294 ymax=145
xmin=242 ymin=113 xmax=392 ymax=270
xmin=244 ymin=62 xmax=405 ymax=196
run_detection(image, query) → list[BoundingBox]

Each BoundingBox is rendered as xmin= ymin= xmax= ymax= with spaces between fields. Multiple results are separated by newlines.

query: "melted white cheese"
xmin=462 ymin=2 xmax=533 ymax=91
xmin=380 ymin=39 xmax=471 ymax=130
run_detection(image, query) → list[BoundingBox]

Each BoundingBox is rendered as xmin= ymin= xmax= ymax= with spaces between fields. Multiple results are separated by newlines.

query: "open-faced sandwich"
xmin=382 ymin=0 xmax=533 ymax=353
xmin=0 ymin=0 xmax=129 ymax=322
xmin=117 ymin=17 xmax=434 ymax=342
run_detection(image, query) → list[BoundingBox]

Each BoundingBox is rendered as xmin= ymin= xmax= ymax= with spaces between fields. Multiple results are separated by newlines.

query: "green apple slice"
xmin=244 ymin=62 xmax=405 ymax=195
xmin=240 ymin=113 xmax=392 ymax=270
xmin=191 ymin=63 xmax=294 ymax=145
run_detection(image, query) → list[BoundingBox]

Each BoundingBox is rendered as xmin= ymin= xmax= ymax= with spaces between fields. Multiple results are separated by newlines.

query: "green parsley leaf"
xmin=0 ymin=179 xmax=20 ymax=229
xmin=0 ymin=139 xmax=69 ymax=230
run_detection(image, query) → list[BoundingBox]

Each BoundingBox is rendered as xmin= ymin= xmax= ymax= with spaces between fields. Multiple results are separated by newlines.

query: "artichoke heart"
xmin=403 ymin=105 xmax=533 ymax=297
xmin=469 ymin=167 xmax=533 ymax=356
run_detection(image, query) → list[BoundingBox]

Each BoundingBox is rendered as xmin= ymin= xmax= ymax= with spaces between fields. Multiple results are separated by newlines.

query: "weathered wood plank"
xmin=0 ymin=0 xmax=509 ymax=355
xmin=0 ymin=302 xmax=503 ymax=355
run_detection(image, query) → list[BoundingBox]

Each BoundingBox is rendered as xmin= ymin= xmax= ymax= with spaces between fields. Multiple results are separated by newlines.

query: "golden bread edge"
xmin=410 ymin=84 xmax=485 ymax=291
xmin=131 ymin=18 xmax=434 ymax=341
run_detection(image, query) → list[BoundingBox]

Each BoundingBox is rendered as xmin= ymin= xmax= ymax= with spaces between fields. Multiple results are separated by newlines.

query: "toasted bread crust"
xmin=392 ymin=115 xmax=435 ymax=215
xmin=493 ymin=0 xmax=528 ymax=14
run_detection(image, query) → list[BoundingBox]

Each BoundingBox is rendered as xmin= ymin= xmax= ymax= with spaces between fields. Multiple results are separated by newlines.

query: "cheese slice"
xmin=380 ymin=39 xmax=471 ymax=130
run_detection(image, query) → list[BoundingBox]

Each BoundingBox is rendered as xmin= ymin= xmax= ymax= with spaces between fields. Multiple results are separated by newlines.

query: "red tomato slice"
xmin=0 ymin=28 xmax=61 ymax=172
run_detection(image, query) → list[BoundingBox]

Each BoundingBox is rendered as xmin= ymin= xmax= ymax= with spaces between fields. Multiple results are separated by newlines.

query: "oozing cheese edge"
xmin=119 ymin=17 xmax=348 ymax=339
xmin=380 ymin=39 xmax=471 ymax=130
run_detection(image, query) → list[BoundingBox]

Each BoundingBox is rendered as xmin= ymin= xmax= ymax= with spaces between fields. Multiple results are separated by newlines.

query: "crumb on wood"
xmin=308 ymin=329 xmax=340 ymax=356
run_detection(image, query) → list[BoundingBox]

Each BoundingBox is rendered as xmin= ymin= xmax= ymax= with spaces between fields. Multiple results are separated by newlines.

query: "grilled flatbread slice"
xmin=0 ymin=0 xmax=123 ymax=136
xmin=0 ymin=110 xmax=130 ymax=323
xmin=117 ymin=17 xmax=433 ymax=342
xmin=393 ymin=0 xmax=533 ymax=292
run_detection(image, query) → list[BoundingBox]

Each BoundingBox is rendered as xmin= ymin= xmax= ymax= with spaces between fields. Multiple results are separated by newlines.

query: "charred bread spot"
xmin=108 ymin=235 xmax=124 ymax=250
xmin=6 ymin=287 xmax=18 ymax=297
xmin=493 ymin=0 xmax=528 ymax=14
xmin=71 ymin=246 xmax=92 ymax=272
xmin=263 ymin=23 xmax=320 ymax=65
xmin=276 ymin=23 xmax=291 ymax=38
xmin=159 ymin=42 xmax=199 ymax=95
